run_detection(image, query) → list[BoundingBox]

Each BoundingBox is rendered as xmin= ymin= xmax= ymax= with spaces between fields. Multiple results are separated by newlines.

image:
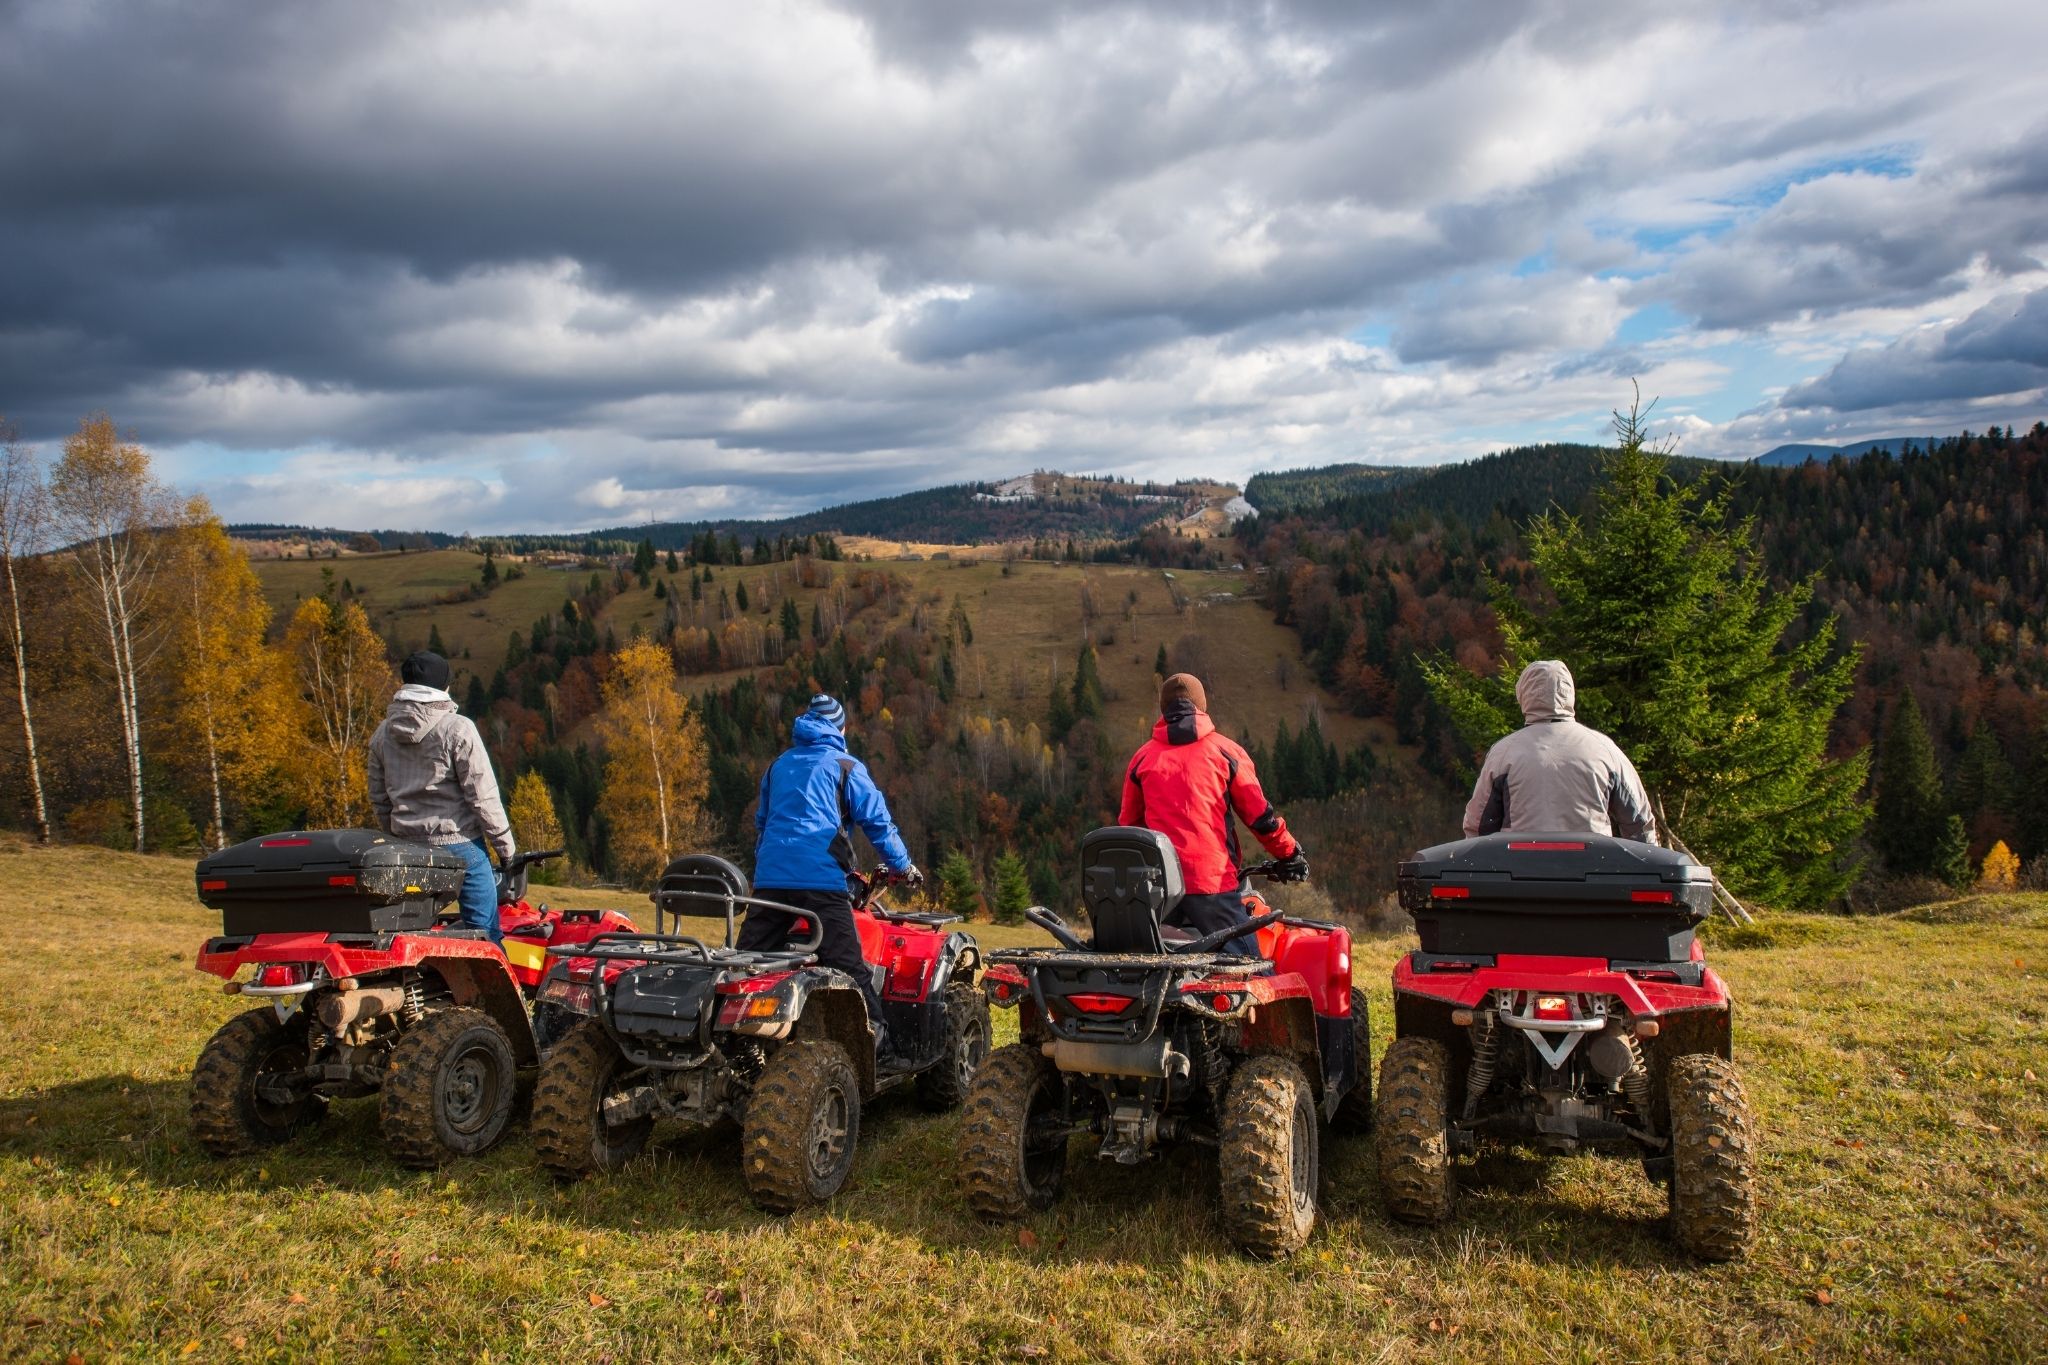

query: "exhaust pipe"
xmin=315 ymin=985 xmax=409 ymax=1036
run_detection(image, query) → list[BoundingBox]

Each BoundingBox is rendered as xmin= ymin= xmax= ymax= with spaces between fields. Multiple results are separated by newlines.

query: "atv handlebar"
xmin=1025 ymin=905 xmax=1088 ymax=951
xmin=494 ymin=848 xmax=564 ymax=906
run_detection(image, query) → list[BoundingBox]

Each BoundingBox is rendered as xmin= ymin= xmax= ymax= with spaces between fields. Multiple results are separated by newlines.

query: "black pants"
xmin=1166 ymin=889 xmax=1262 ymax=958
xmin=739 ymin=888 xmax=888 ymax=1043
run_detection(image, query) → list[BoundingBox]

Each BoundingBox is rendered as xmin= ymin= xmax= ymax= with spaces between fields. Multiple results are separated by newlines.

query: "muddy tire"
xmin=958 ymin=1044 xmax=1069 ymax=1221
xmin=742 ymin=1041 xmax=862 ymax=1213
xmin=189 ymin=1008 xmax=326 ymax=1157
xmin=379 ymin=1006 xmax=518 ymax=1168
xmin=1218 ymin=1054 xmax=1320 ymax=1258
xmin=1667 ymin=1053 xmax=1757 ymax=1261
xmin=1376 ymin=1036 xmax=1454 ymax=1224
xmin=531 ymin=1017 xmax=652 ymax=1179
xmin=916 ymin=981 xmax=991 ymax=1112
xmin=1331 ymin=988 xmax=1374 ymax=1134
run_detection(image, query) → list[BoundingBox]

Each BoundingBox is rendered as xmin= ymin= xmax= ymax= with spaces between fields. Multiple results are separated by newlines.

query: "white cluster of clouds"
xmin=2 ymin=0 xmax=2044 ymax=531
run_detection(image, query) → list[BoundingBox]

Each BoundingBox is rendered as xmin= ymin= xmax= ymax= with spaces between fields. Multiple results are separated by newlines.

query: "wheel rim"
xmin=958 ymin=1018 xmax=988 ymax=1092
xmin=442 ymin=1042 xmax=501 ymax=1135
xmin=250 ymin=1036 xmax=310 ymax=1129
xmin=1289 ymin=1091 xmax=1315 ymax=1216
xmin=806 ymin=1082 xmax=851 ymax=1184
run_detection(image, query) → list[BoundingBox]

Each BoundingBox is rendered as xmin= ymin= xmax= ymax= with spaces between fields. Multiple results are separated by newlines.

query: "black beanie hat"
xmin=401 ymin=650 xmax=451 ymax=691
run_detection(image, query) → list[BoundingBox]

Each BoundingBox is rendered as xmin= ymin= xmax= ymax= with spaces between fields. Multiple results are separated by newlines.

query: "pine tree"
xmin=1154 ymin=644 xmax=1168 ymax=678
xmin=1871 ymin=691 xmax=1947 ymax=878
xmin=633 ymin=538 xmax=657 ymax=577
xmin=480 ymin=550 xmax=498 ymax=588
xmin=1936 ymin=814 xmax=1973 ymax=890
xmin=736 ymin=580 xmax=750 ymax=613
xmin=1070 ymin=644 xmax=1104 ymax=722
xmin=1424 ymin=394 xmax=1868 ymax=908
xmin=427 ymin=622 xmax=446 ymax=655
xmin=464 ymin=674 xmax=488 ymax=716
xmin=1951 ymin=723 xmax=2016 ymax=829
xmin=665 ymin=549 xmax=679 ymax=573
xmin=810 ymin=600 xmax=823 ymax=640
xmin=937 ymin=850 xmax=983 ymax=920
xmin=779 ymin=596 xmax=801 ymax=642
xmin=992 ymin=850 xmax=1032 ymax=924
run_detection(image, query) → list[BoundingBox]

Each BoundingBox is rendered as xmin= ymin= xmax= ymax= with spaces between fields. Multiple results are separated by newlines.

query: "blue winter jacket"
xmin=752 ymin=712 xmax=913 ymax=892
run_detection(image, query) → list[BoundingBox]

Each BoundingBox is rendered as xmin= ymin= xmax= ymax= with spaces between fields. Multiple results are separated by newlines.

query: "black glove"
xmin=496 ymin=862 xmax=528 ymax=906
xmin=896 ymin=864 xmax=926 ymax=890
xmin=1272 ymin=849 xmax=1310 ymax=883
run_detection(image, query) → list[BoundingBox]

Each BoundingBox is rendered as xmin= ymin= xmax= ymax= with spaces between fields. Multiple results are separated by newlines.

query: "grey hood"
xmin=1516 ymin=660 xmax=1575 ymax=723
xmin=385 ymin=684 xmax=459 ymax=744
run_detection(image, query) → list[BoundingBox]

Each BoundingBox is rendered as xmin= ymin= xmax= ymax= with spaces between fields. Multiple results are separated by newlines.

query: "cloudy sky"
xmin=4 ymin=0 xmax=2046 ymax=533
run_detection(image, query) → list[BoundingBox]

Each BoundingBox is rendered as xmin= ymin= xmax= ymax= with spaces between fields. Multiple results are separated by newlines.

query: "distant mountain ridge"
xmin=1752 ymin=435 xmax=1946 ymax=467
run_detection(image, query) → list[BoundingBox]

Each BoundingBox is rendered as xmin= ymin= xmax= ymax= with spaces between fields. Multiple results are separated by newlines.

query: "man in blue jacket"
xmin=742 ymin=694 xmax=923 ymax=1061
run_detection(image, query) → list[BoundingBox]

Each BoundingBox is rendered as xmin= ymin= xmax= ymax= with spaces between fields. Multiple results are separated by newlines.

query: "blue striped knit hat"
xmin=807 ymin=694 xmax=846 ymax=731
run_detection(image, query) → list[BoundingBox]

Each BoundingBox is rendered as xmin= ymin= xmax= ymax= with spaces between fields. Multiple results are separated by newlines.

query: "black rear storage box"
xmin=1397 ymin=833 xmax=1714 ymax=961
xmin=197 ymin=829 xmax=466 ymax=936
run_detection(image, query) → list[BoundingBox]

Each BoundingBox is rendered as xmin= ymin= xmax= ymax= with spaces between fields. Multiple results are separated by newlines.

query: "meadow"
xmin=1 ymin=836 xmax=2044 ymax=1362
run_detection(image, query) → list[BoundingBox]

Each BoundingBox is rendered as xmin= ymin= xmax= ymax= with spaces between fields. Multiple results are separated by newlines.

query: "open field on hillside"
xmin=255 ymin=550 xmax=1391 ymax=760
xmin=2 ymin=838 xmax=2044 ymax=1362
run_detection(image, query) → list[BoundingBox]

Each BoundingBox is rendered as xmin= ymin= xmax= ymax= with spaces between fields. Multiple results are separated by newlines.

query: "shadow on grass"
xmin=0 ymin=1074 xmax=1694 ymax=1272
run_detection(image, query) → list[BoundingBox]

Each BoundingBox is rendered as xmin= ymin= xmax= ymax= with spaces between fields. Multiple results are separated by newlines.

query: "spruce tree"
xmin=427 ymin=622 xmax=446 ymax=655
xmin=1871 ymin=690 xmax=1947 ymax=877
xmin=1425 ymin=394 xmax=1868 ymax=908
xmin=937 ymin=851 xmax=983 ymax=920
xmin=735 ymin=580 xmax=750 ymax=613
xmin=992 ymin=850 xmax=1032 ymax=924
xmin=1070 ymin=644 xmax=1105 ymax=722
xmin=779 ymin=596 xmax=801 ymax=642
xmin=1154 ymin=644 xmax=1168 ymax=677
xmin=1936 ymin=814 xmax=1973 ymax=890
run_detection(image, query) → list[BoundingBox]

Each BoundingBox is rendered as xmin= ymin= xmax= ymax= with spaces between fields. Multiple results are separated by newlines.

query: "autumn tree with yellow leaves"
xmin=596 ymin=640 xmax=709 ymax=884
xmin=507 ymin=771 xmax=567 ymax=882
xmin=163 ymin=501 xmax=294 ymax=849
xmin=284 ymin=594 xmax=394 ymax=827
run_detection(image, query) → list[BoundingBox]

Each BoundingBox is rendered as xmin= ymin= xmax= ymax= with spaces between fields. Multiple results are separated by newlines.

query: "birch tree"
xmin=596 ymin=640 xmax=709 ymax=883
xmin=47 ymin=414 xmax=173 ymax=852
xmin=165 ymin=500 xmax=286 ymax=848
xmin=0 ymin=424 xmax=50 ymax=842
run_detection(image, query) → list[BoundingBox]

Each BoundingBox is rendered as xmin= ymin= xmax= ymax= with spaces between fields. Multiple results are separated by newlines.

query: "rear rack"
xmin=547 ymin=932 xmax=816 ymax=970
xmin=987 ymin=947 xmax=1263 ymax=973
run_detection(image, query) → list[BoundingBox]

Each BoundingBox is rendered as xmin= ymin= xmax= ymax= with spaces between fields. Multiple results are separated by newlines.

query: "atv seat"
xmin=1080 ymin=827 xmax=1185 ymax=954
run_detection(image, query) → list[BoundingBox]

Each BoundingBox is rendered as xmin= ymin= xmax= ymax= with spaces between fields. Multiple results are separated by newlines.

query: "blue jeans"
xmin=447 ymin=838 xmax=502 ymax=944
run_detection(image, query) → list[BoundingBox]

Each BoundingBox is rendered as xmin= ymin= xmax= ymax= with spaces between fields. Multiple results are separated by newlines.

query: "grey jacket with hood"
xmin=1462 ymin=660 xmax=1658 ymax=844
xmin=367 ymin=684 xmax=515 ymax=860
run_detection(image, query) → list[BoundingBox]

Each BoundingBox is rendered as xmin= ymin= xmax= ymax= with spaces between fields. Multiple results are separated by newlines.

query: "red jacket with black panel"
xmin=1118 ymin=710 xmax=1298 ymax=895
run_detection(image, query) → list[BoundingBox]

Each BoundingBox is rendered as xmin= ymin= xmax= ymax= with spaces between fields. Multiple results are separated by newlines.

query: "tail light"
xmin=1430 ymin=886 xmax=1470 ymax=900
xmin=1630 ymin=889 xmax=1675 ymax=904
xmin=1509 ymin=841 xmax=1584 ymax=851
xmin=1061 ymin=993 xmax=1132 ymax=1015
xmin=327 ymin=874 xmax=357 ymax=888
xmin=1534 ymin=994 xmax=1570 ymax=1020
xmin=259 ymin=837 xmax=311 ymax=848
xmin=990 ymin=979 xmax=1016 ymax=1003
xmin=200 ymin=879 xmax=228 ymax=892
xmin=258 ymin=964 xmax=305 ymax=989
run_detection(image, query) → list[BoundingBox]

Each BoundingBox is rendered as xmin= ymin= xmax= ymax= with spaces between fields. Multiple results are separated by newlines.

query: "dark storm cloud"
xmin=1780 ymin=287 xmax=2048 ymax=413
xmin=1 ymin=0 xmax=2043 ymax=529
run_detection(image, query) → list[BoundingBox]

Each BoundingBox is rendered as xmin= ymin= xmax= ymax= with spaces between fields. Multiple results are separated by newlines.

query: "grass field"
xmin=2 ymin=837 xmax=2044 ymax=1362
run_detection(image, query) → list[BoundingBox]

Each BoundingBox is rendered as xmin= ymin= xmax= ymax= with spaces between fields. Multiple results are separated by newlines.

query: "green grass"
xmin=3 ymin=837 xmax=2044 ymax=1361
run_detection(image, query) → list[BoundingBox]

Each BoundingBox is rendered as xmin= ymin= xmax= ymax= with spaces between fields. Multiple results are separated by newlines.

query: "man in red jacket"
xmin=1118 ymin=673 xmax=1308 ymax=955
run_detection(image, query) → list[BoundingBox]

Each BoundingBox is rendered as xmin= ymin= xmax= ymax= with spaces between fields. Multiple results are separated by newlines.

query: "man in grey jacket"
xmin=368 ymin=651 xmax=516 ymax=942
xmin=1463 ymin=659 xmax=1659 ymax=844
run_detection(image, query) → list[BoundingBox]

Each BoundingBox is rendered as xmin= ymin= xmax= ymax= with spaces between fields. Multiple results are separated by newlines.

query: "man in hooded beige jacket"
xmin=1462 ymin=660 xmax=1658 ymax=844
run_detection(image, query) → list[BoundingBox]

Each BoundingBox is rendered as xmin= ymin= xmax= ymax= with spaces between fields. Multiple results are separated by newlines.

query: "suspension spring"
xmin=1619 ymin=1031 xmax=1655 ymax=1127
xmin=1463 ymin=1004 xmax=1500 ymax=1120
xmin=401 ymin=975 xmax=427 ymax=1025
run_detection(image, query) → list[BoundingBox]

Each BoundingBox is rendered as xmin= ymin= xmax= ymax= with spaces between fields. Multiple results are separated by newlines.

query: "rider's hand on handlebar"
xmin=894 ymin=863 xmax=926 ymax=890
xmin=1272 ymin=849 xmax=1310 ymax=883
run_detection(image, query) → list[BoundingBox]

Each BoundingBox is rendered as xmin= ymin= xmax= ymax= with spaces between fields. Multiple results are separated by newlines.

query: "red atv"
xmin=531 ymin=855 xmax=989 ymax=1213
xmin=1378 ymin=833 xmax=1756 ymax=1261
xmin=961 ymin=827 xmax=1369 ymax=1259
xmin=188 ymin=830 xmax=635 ymax=1167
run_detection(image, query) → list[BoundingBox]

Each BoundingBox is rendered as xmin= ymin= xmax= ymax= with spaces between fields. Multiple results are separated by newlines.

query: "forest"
xmin=1241 ymin=424 xmax=2048 ymax=888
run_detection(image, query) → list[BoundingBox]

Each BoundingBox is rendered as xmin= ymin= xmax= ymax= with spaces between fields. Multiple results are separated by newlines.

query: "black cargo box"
xmin=196 ymin=829 xmax=467 ymax=936
xmin=1397 ymin=833 xmax=1714 ymax=961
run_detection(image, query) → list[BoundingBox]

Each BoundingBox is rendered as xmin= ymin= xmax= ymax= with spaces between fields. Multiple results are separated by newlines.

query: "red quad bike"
xmin=1379 ymin=833 xmax=1757 ymax=1261
xmin=530 ymin=855 xmax=989 ymax=1213
xmin=188 ymin=829 xmax=635 ymax=1167
xmin=961 ymin=827 xmax=1370 ymax=1259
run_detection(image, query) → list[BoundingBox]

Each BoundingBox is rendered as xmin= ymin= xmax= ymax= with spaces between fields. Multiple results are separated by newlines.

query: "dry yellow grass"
xmin=1 ymin=837 xmax=2044 ymax=1362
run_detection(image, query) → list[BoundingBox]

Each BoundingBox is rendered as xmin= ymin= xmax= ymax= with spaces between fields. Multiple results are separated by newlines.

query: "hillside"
xmin=1243 ymin=463 xmax=1431 ymax=517
xmin=3 ymin=838 xmax=2043 ymax=1361
xmin=1242 ymin=423 xmax=2048 ymax=869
